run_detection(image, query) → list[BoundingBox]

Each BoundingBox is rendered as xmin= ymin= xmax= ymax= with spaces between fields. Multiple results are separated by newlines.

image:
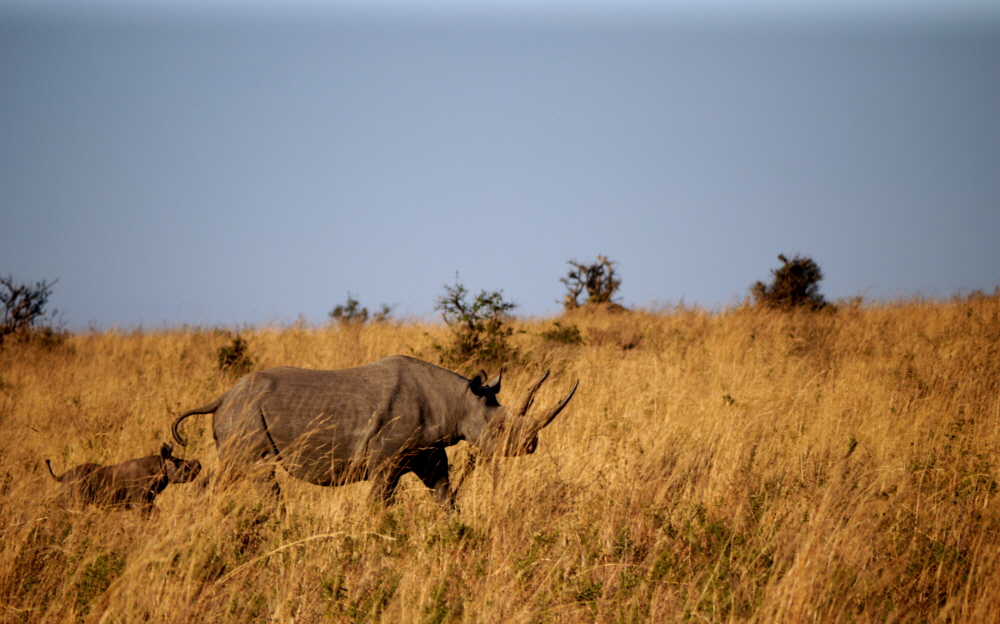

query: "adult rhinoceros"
xmin=171 ymin=355 xmax=577 ymax=510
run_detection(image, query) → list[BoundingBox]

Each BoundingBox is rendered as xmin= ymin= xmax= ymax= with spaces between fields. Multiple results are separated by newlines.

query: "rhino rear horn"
xmin=513 ymin=370 xmax=550 ymax=417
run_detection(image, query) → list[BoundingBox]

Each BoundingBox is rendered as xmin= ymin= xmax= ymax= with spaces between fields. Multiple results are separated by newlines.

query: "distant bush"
xmin=561 ymin=255 xmax=622 ymax=310
xmin=540 ymin=321 xmax=583 ymax=345
xmin=329 ymin=294 xmax=394 ymax=325
xmin=329 ymin=294 xmax=368 ymax=324
xmin=751 ymin=254 xmax=827 ymax=310
xmin=433 ymin=278 xmax=518 ymax=369
xmin=0 ymin=274 xmax=59 ymax=344
xmin=373 ymin=305 xmax=394 ymax=323
xmin=217 ymin=334 xmax=255 ymax=376
xmin=586 ymin=327 xmax=643 ymax=351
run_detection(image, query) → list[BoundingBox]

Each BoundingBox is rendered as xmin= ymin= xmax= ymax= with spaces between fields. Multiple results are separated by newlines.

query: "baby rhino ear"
xmin=160 ymin=442 xmax=174 ymax=458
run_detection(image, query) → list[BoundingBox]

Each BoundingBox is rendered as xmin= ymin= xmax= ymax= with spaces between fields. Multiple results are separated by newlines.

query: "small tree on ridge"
xmin=561 ymin=255 xmax=621 ymax=310
xmin=1 ymin=274 xmax=57 ymax=342
xmin=751 ymin=254 xmax=827 ymax=310
xmin=433 ymin=277 xmax=518 ymax=369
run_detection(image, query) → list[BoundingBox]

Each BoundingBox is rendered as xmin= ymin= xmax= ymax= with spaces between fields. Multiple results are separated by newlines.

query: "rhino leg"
xmin=409 ymin=447 xmax=454 ymax=511
xmin=139 ymin=502 xmax=160 ymax=519
xmin=215 ymin=407 xmax=284 ymax=512
xmin=255 ymin=467 xmax=285 ymax=517
xmin=364 ymin=447 xmax=454 ymax=511
xmin=367 ymin=464 xmax=403 ymax=508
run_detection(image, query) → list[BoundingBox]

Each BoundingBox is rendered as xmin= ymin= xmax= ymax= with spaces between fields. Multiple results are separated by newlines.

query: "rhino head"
xmin=464 ymin=369 xmax=578 ymax=457
xmin=160 ymin=442 xmax=202 ymax=484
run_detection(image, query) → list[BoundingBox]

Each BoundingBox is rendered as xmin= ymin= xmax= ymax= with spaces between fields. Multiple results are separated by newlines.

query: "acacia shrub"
xmin=432 ymin=278 xmax=518 ymax=370
xmin=750 ymin=254 xmax=827 ymax=310
xmin=0 ymin=274 xmax=61 ymax=345
xmin=329 ymin=294 xmax=394 ymax=325
xmin=561 ymin=255 xmax=622 ymax=310
xmin=217 ymin=334 xmax=255 ymax=376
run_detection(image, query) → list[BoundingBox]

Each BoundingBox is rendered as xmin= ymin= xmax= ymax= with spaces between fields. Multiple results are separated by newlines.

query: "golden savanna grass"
xmin=1 ymin=294 xmax=998 ymax=623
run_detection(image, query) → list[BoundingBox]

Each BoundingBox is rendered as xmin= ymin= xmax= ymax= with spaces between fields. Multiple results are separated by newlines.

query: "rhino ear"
xmin=160 ymin=442 xmax=174 ymax=458
xmin=468 ymin=371 xmax=489 ymax=395
xmin=484 ymin=369 xmax=502 ymax=394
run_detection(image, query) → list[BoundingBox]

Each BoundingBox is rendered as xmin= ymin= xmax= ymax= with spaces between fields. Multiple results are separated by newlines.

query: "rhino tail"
xmin=45 ymin=459 xmax=63 ymax=482
xmin=172 ymin=396 xmax=224 ymax=446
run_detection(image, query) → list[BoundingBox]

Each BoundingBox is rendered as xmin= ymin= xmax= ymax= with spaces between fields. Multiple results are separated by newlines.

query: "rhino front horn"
xmin=534 ymin=379 xmax=579 ymax=431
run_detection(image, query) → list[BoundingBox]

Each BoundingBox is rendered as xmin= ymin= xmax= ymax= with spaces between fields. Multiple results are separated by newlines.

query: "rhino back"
xmin=217 ymin=356 xmax=470 ymax=485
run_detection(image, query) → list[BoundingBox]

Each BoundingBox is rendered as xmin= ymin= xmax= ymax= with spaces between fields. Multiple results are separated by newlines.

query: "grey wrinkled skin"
xmin=171 ymin=355 xmax=578 ymax=511
xmin=46 ymin=442 xmax=202 ymax=514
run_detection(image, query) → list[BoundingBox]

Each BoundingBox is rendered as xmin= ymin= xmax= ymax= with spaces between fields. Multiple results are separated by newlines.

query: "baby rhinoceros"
xmin=46 ymin=442 xmax=201 ymax=514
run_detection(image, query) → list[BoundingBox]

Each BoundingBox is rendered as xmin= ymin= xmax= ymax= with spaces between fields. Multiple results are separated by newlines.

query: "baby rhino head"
xmin=159 ymin=443 xmax=201 ymax=483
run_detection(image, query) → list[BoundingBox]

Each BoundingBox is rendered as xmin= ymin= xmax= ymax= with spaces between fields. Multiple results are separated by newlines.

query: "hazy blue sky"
xmin=2 ymin=1 xmax=998 ymax=328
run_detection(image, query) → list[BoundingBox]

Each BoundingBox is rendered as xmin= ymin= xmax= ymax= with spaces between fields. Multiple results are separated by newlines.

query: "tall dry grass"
xmin=0 ymin=294 xmax=997 ymax=623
